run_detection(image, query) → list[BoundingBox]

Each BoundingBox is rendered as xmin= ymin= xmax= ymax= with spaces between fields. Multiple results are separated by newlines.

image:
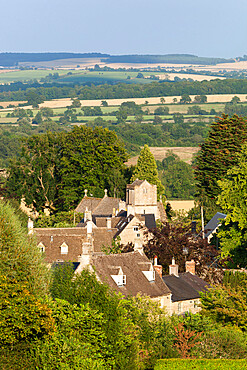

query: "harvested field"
xmin=157 ymin=73 xmax=225 ymax=81
xmin=167 ymin=200 xmax=195 ymax=213
xmin=38 ymin=94 xmax=247 ymax=109
xmin=126 ymin=147 xmax=199 ymax=166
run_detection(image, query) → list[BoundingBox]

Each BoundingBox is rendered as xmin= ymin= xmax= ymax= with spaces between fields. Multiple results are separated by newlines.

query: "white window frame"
xmin=111 ymin=274 xmax=126 ymax=286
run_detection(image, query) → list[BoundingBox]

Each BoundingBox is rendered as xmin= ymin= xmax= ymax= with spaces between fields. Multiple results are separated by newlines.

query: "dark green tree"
xmin=58 ymin=126 xmax=128 ymax=210
xmin=130 ymin=144 xmax=164 ymax=198
xmin=6 ymin=133 xmax=59 ymax=212
xmin=195 ymin=115 xmax=247 ymax=202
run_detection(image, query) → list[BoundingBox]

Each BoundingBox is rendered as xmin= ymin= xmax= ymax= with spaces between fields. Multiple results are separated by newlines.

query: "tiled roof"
xmin=92 ymin=228 xmax=117 ymax=252
xmin=91 ymin=251 xmax=171 ymax=298
xmin=163 ymin=273 xmax=209 ymax=302
xmin=127 ymin=179 xmax=145 ymax=189
xmin=35 ymin=227 xmax=87 ymax=263
xmin=93 ymin=197 xmax=121 ymax=216
xmin=75 ymin=197 xmax=101 ymax=214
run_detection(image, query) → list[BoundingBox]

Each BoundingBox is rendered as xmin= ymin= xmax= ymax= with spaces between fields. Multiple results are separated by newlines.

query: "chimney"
xmin=84 ymin=189 xmax=88 ymax=197
xmin=186 ymin=260 xmax=196 ymax=275
xmin=104 ymin=189 xmax=108 ymax=198
xmin=153 ymin=255 xmax=162 ymax=278
xmin=134 ymin=239 xmax=144 ymax=255
xmin=106 ymin=217 xmax=111 ymax=229
xmin=84 ymin=207 xmax=92 ymax=222
xmin=86 ymin=220 xmax=93 ymax=235
xmin=27 ymin=217 xmax=33 ymax=235
xmin=169 ymin=257 xmax=179 ymax=277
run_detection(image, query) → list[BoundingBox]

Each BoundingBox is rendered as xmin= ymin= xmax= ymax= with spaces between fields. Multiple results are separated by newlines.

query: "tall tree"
xmin=217 ymin=143 xmax=247 ymax=265
xmin=195 ymin=114 xmax=247 ymax=218
xmin=131 ymin=144 xmax=164 ymax=198
xmin=6 ymin=133 xmax=59 ymax=212
xmin=58 ymin=126 xmax=128 ymax=210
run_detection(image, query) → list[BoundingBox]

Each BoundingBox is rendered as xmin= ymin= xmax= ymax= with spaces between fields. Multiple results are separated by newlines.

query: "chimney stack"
xmin=106 ymin=217 xmax=111 ymax=229
xmin=169 ymin=257 xmax=179 ymax=277
xmin=86 ymin=220 xmax=93 ymax=235
xmin=153 ymin=255 xmax=162 ymax=278
xmin=185 ymin=260 xmax=196 ymax=275
xmin=84 ymin=189 xmax=88 ymax=197
xmin=28 ymin=217 xmax=33 ymax=235
xmin=104 ymin=189 xmax=108 ymax=198
xmin=84 ymin=207 xmax=92 ymax=222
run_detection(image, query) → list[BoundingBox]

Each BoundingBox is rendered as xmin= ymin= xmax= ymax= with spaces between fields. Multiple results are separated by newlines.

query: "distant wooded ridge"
xmin=0 ymin=53 xmax=109 ymax=67
xmin=0 ymin=53 xmax=235 ymax=67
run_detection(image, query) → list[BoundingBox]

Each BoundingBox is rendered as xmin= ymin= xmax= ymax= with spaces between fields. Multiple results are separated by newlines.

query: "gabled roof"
xmin=204 ymin=212 xmax=226 ymax=238
xmin=75 ymin=197 xmax=101 ymax=214
xmin=127 ymin=179 xmax=146 ymax=189
xmin=93 ymin=197 xmax=121 ymax=217
xmin=163 ymin=272 xmax=210 ymax=302
xmin=91 ymin=252 xmax=171 ymax=298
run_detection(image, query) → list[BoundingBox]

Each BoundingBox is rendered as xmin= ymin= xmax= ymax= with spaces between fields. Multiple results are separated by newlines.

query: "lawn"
xmin=154 ymin=359 xmax=247 ymax=369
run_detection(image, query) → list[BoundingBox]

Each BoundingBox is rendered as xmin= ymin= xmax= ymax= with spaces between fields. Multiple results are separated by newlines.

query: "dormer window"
xmin=142 ymin=270 xmax=155 ymax=282
xmin=37 ymin=242 xmax=45 ymax=253
xmin=111 ymin=266 xmax=126 ymax=286
xmin=60 ymin=242 xmax=68 ymax=255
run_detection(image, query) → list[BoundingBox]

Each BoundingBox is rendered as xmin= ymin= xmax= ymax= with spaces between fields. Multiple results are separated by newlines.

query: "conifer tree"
xmin=131 ymin=144 xmax=165 ymax=198
xmin=195 ymin=114 xmax=247 ymax=201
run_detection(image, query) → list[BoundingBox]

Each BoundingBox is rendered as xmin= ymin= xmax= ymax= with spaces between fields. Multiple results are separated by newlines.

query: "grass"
xmin=154 ymin=359 xmax=247 ymax=369
xmin=0 ymin=69 xmax=78 ymax=83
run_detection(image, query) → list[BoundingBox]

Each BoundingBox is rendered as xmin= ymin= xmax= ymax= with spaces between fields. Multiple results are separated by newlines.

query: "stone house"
xmin=75 ymin=250 xmax=172 ymax=310
xmin=163 ymin=258 xmax=210 ymax=315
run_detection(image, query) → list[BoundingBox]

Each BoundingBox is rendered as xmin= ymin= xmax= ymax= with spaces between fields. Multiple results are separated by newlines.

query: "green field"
xmin=0 ymin=69 xmax=78 ymax=83
xmin=155 ymin=359 xmax=247 ymax=370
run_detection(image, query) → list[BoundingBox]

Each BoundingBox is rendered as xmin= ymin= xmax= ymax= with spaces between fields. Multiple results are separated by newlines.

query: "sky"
xmin=1 ymin=0 xmax=247 ymax=58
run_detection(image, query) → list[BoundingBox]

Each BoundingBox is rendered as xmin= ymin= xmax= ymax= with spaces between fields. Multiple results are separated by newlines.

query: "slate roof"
xmin=163 ymin=273 xmax=210 ymax=302
xmin=204 ymin=212 xmax=227 ymax=238
xmin=93 ymin=197 xmax=121 ymax=217
xmin=75 ymin=197 xmax=101 ymax=214
xmin=91 ymin=251 xmax=171 ymax=298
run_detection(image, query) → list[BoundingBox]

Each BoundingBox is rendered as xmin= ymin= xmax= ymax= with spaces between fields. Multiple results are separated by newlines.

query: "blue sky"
xmin=1 ymin=0 xmax=247 ymax=58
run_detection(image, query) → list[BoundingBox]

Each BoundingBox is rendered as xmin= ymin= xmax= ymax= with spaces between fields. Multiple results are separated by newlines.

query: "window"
xmin=50 ymin=235 xmax=53 ymax=242
xmin=178 ymin=302 xmax=182 ymax=313
xmin=137 ymin=233 xmax=140 ymax=238
xmin=111 ymin=274 xmax=126 ymax=286
xmin=134 ymin=226 xmax=138 ymax=231
xmin=60 ymin=242 xmax=68 ymax=255
xmin=37 ymin=242 xmax=45 ymax=253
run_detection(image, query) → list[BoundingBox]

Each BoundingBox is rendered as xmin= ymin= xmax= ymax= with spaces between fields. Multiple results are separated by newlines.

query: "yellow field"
xmin=33 ymin=93 xmax=247 ymax=110
xmin=126 ymin=146 xmax=199 ymax=166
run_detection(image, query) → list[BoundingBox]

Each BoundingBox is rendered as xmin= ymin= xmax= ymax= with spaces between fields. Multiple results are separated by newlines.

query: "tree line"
xmin=1 ymin=78 xmax=247 ymax=102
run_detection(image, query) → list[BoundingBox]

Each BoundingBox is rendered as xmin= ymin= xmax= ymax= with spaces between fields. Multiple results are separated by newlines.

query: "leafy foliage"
xmin=131 ymin=144 xmax=165 ymax=198
xmin=144 ymin=222 xmax=219 ymax=279
xmin=0 ymin=200 xmax=49 ymax=297
xmin=195 ymin=115 xmax=247 ymax=219
xmin=217 ymin=143 xmax=247 ymax=262
xmin=157 ymin=152 xmax=195 ymax=199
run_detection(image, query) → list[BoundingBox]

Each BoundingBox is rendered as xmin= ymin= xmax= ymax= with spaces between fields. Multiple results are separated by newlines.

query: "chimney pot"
xmin=84 ymin=189 xmax=88 ymax=197
xmin=169 ymin=258 xmax=179 ymax=277
xmin=104 ymin=189 xmax=108 ymax=198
